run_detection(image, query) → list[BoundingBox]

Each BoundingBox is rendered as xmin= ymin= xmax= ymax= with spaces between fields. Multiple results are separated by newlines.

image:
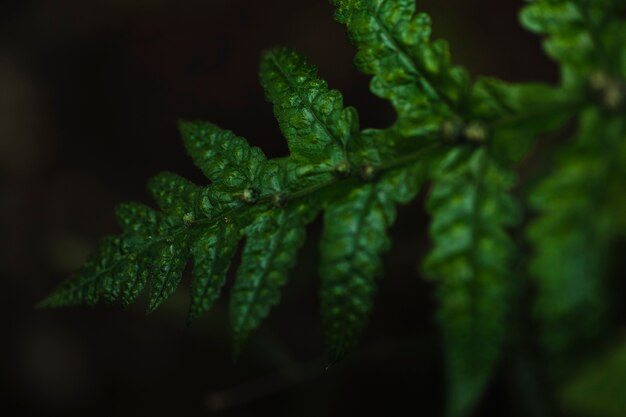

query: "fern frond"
xmin=40 ymin=44 xmax=442 ymax=356
xmin=424 ymin=147 xmax=520 ymax=417
xmin=40 ymin=3 xmax=618 ymax=415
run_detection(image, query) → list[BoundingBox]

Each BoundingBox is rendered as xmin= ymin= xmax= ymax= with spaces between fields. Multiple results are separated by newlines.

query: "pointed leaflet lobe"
xmin=320 ymin=162 xmax=426 ymax=360
xmin=148 ymin=171 xmax=203 ymax=218
xmin=260 ymin=47 xmax=357 ymax=165
xmin=230 ymin=203 xmax=319 ymax=352
xmin=331 ymin=0 xmax=470 ymax=136
xmin=40 ymin=203 xmax=162 ymax=308
xmin=424 ymin=148 xmax=519 ymax=417
xmin=178 ymin=120 xmax=272 ymax=213
xmin=40 ymin=237 xmax=142 ymax=308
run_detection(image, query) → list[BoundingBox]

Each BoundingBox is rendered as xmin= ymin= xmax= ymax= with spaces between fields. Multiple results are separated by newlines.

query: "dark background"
xmin=1 ymin=1 xmax=556 ymax=415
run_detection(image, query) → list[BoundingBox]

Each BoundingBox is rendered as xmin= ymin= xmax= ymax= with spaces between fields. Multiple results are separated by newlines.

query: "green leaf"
xmin=39 ymin=235 xmax=151 ymax=308
xmin=115 ymin=202 xmax=161 ymax=235
xmin=424 ymin=147 xmax=519 ymax=417
xmin=42 ymin=205 xmax=162 ymax=308
xmin=320 ymin=164 xmax=426 ymax=361
xmin=178 ymin=120 xmax=268 ymax=190
xmin=147 ymin=240 xmax=189 ymax=313
xmin=188 ymin=222 xmax=239 ymax=323
xmin=528 ymin=108 xmax=624 ymax=364
xmin=332 ymin=0 xmax=471 ymax=136
xmin=230 ymin=203 xmax=319 ymax=353
xmin=148 ymin=172 xmax=203 ymax=217
xmin=260 ymin=47 xmax=357 ymax=166
xmin=320 ymin=185 xmax=389 ymax=361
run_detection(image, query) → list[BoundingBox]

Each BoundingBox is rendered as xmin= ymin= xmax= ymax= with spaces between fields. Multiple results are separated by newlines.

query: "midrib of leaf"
xmin=265 ymin=50 xmax=348 ymax=154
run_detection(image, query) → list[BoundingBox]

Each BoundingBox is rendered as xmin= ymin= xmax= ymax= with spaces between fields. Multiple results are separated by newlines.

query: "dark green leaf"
xmin=424 ymin=148 xmax=519 ymax=417
xmin=260 ymin=47 xmax=357 ymax=166
xmin=188 ymin=222 xmax=239 ymax=323
xmin=230 ymin=203 xmax=319 ymax=353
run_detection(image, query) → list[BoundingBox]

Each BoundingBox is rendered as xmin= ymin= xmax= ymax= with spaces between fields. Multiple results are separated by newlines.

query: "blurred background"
xmin=1 ymin=0 xmax=558 ymax=415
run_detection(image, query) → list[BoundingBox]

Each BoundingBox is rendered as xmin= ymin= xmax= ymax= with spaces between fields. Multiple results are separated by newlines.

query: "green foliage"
xmin=41 ymin=1 xmax=626 ymax=416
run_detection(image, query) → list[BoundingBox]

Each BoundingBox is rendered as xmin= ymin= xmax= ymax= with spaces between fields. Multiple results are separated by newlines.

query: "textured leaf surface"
xmin=230 ymin=203 xmax=318 ymax=353
xmin=424 ymin=148 xmax=519 ymax=417
xmin=188 ymin=222 xmax=239 ymax=323
xmin=260 ymin=47 xmax=356 ymax=166
xmin=179 ymin=120 xmax=268 ymax=190
xmin=148 ymin=172 xmax=201 ymax=216
xmin=320 ymin=163 xmax=426 ymax=360
xmin=148 ymin=240 xmax=189 ymax=313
